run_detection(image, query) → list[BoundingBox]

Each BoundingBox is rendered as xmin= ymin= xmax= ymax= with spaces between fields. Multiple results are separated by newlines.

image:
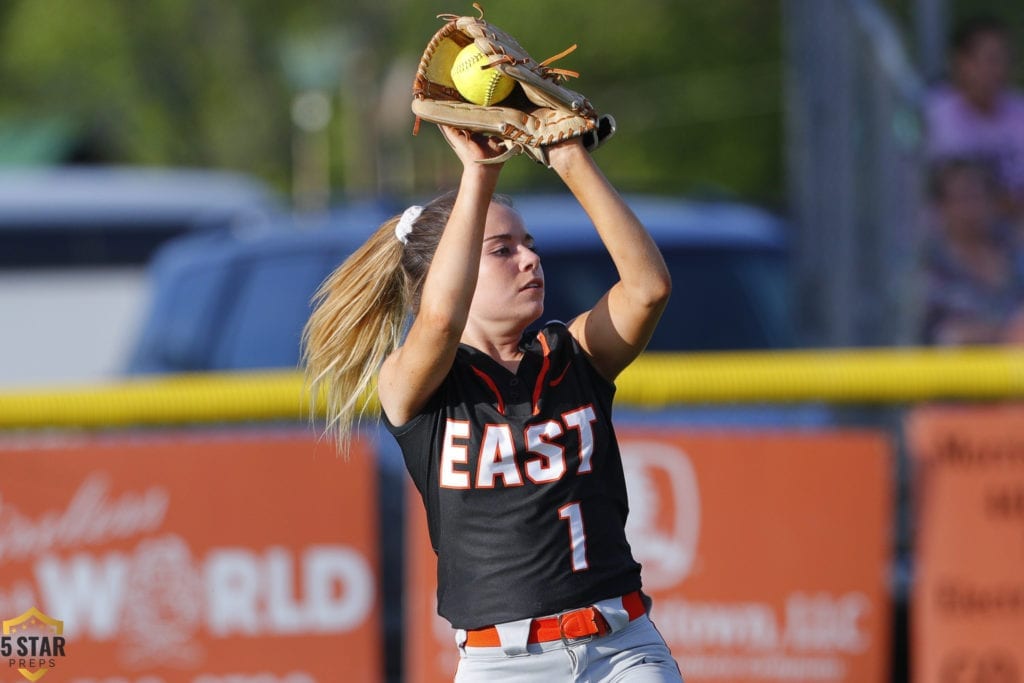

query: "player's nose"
xmin=519 ymin=246 xmax=541 ymax=271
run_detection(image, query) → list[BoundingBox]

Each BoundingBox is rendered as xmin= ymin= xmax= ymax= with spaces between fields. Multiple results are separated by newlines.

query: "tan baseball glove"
xmin=411 ymin=4 xmax=615 ymax=167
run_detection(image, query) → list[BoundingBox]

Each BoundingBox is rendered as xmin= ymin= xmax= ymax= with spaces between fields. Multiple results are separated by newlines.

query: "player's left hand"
xmin=546 ymin=136 xmax=589 ymax=175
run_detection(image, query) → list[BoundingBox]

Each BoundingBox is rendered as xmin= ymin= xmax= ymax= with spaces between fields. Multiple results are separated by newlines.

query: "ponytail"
xmin=302 ymin=217 xmax=407 ymax=454
xmin=302 ymin=190 xmax=509 ymax=453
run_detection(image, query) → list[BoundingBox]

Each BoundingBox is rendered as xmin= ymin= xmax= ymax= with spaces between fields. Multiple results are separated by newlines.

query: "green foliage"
xmin=0 ymin=0 xmax=785 ymax=203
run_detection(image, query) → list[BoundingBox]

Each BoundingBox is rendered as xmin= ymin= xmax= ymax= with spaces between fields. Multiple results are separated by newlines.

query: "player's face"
xmin=469 ymin=202 xmax=544 ymax=331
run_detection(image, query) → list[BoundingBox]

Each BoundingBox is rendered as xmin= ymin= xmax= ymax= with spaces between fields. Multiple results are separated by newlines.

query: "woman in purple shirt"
xmin=925 ymin=15 xmax=1024 ymax=216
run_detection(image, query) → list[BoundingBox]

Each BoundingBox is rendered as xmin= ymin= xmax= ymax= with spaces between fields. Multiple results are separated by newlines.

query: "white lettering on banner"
xmin=783 ymin=592 xmax=870 ymax=652
xmin=10 ymin=542 xmax=373 ymax=645
xmin=192 ymin=673 xmax=316 ymax=683
xmin=678 ymin=654 xmax=846 ymax=680
xmin=206 ymin=550 xmax=260 ymax=636
xmin=120 ymin=535 xmax=204 ymax=668
xmin=620 ymin=441 xmax=701 ymax=589
xmin=304 ymin=545 xmax=374 ymax=632
xmin=265 ymin=548 xmax=305 ymax=633
xmin=0 ymin=476 xmax=168 ymax=563
xmin=657 ymin=599 xmax=780 ymax=650
xmin=657 ymin=592 xmax=871 ymax=655
xmin=206 ymin=545 xmax=374 ymax=636
xmin=0 ymin=580 xmax=37 ymax=619
xmin=35 ymin=552 xmax=128 ymax=639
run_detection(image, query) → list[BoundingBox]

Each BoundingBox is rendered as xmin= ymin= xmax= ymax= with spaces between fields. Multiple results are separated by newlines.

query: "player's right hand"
xmin=438 ymin=125 xmax=507 ymax=169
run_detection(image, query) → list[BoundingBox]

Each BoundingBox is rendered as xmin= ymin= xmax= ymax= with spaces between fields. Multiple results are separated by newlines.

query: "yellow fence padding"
xmin=621 ymin=345 xmax=1024 ymax=405
xmin=0 ymin=370 xmax=309 ymax=429
xmin=1 ymin=346 xmax=1023 ymax=429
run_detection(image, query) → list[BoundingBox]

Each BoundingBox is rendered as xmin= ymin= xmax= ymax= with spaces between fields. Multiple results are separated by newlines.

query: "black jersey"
xmin=385 ymin=321 xmax=642 ymax=630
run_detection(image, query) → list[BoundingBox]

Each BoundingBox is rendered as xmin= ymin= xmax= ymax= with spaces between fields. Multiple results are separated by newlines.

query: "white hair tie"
xmin=395 ymin=205 xmax=423 ymax=245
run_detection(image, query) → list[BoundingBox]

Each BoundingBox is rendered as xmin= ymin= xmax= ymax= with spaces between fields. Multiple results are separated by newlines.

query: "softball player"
xmin=304 ymin=126 xmax=682 ymax=682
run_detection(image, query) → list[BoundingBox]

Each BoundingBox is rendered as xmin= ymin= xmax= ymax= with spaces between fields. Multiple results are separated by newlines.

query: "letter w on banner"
xmin=0 ymin=429 xmax=381 ymax=682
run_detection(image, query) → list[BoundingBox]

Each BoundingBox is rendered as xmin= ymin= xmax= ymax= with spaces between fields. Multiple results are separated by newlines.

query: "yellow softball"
xmin=450 ymin=43 xmax=515 ymax=106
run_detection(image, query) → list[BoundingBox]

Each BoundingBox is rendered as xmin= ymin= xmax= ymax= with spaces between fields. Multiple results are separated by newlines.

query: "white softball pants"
xmin=453 ymin=613 xmax=683 ymax=682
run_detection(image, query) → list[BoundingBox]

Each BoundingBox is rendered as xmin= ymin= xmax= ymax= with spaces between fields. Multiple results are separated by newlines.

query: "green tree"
xmin=0 ymin=0 xmax=786 ymax=204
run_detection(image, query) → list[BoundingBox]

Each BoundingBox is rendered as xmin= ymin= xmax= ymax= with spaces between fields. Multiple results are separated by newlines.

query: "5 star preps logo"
xmin=2 ymin=608 xmax=67 ymax=681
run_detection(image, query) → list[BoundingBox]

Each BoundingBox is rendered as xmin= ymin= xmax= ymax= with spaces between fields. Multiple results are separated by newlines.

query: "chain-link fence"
xmin=784 ymin=0 xmax=928 ymax=349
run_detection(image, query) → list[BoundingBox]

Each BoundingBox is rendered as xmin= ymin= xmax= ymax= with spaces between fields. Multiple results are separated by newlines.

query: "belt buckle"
xmin=557 ymin=606 xmax=609 ymax=646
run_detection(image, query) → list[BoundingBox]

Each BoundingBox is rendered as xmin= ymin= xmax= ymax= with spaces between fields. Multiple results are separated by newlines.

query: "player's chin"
xmin=526 ymin=302 xmax=544 ymax=326
xmin=512 ymin=299 xmax=544 ymax=327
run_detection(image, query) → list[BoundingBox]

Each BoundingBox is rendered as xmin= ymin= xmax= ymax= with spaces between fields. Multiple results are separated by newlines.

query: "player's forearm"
xmin=417 ymin=167 xmax=499 ymax=333
xmin=550 ymin=145 xmax=671 ymax=307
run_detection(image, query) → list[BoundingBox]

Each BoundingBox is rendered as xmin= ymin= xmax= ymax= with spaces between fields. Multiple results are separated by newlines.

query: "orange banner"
xmin=907 ymin=405 xmax=1024 ymax=683
xmin=0 ymin=429 xmax=381 ymax=683
xmin=405 ymin=429 xmax=892 ymax=683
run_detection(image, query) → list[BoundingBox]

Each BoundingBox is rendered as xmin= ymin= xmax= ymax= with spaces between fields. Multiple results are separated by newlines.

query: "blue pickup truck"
xmin=126 ymin=194 xmax=796 ymax=374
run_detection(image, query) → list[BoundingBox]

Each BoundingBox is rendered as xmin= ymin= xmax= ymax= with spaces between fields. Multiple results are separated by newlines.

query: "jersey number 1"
xmin=558 ymin=502 xmax=589 ymax=571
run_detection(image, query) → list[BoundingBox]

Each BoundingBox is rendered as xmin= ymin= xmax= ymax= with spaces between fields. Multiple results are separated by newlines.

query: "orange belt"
xmin=465 ymin=591 xmax=646 ymax=648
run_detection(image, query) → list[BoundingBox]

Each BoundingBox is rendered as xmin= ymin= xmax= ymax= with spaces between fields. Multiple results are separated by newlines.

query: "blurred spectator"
xmin=925 ymin=15 xmax=1024 ymax=220
xmin=922 ymin=159 xmax=1024 ymax=345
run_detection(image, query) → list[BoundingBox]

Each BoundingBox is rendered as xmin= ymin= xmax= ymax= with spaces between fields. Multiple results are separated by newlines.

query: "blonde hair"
xmin=301 ymin=192 xmax=460 ymax=452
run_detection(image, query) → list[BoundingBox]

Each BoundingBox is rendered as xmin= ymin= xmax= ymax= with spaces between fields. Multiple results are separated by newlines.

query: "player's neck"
xmin=460 ymin=327 xmax=524 ymax=372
